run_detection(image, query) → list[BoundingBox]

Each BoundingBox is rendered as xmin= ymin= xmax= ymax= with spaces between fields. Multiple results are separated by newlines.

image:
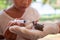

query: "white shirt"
xmin=0 ymin=7 xmax=40 ymax=40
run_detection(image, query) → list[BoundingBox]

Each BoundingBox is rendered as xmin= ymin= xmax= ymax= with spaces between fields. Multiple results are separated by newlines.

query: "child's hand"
xmin=4 ymin=19 xmax=26 ymax=40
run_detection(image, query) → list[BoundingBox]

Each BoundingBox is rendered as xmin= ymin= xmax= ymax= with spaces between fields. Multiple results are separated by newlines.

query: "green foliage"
xmin=0 ymin=0 xmax=11 ymax=10
xmin=42 ymin=0 xmax=48 ymax=4
xmin=50 ymin=0 xmax=56 ymax=4
xmin=32 ymin=0 xmax=36 ymax=2
xmin=0 ymin=0 xmax=6 ymax=10
xmin=40 ymin=14 xmax=60 ymax=21
xmin=33 ymin=0 xmax=36 ymax=1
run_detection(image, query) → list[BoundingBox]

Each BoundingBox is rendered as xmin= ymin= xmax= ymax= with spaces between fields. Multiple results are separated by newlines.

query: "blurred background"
xmin=0 ymin=0 xmax=60 ymax=21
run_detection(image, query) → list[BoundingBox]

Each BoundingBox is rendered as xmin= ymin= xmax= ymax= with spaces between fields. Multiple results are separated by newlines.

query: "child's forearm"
xmin=4 ymin=27 xmax=17 ymax=40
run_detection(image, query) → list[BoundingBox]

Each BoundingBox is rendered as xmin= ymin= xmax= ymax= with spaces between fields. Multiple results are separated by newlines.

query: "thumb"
xmin=9 ymin=25 xmax=25 ymax=35
xmin=9 ymin=25 xmax=20 ymax=34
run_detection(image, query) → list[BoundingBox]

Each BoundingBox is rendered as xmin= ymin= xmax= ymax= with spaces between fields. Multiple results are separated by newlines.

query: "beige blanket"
xmin=38 ymin=34 xmax=60 ymax=40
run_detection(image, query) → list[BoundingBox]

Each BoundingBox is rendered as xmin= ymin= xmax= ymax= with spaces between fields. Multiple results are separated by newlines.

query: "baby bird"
xmin=32 ymin=21 xmax=44 ymax=31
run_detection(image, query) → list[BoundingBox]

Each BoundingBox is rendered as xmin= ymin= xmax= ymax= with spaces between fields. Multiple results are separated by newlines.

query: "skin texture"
xmin=5 ymin=0 xmax=32 ymax=18
xmin=9 ymin=22 xmax=60 ymax=40
xmin=4 ymin=19 xmax=60 ymax=40
xmin=4 ymin=0 xmax=32 ymax=40
xmin=55 ymin=21 xmax=60 ymax=33
xmin=4 ymin=19 xmax=26 ymax=40
xmin=13 ymin=0 xmax=32 ymax=10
